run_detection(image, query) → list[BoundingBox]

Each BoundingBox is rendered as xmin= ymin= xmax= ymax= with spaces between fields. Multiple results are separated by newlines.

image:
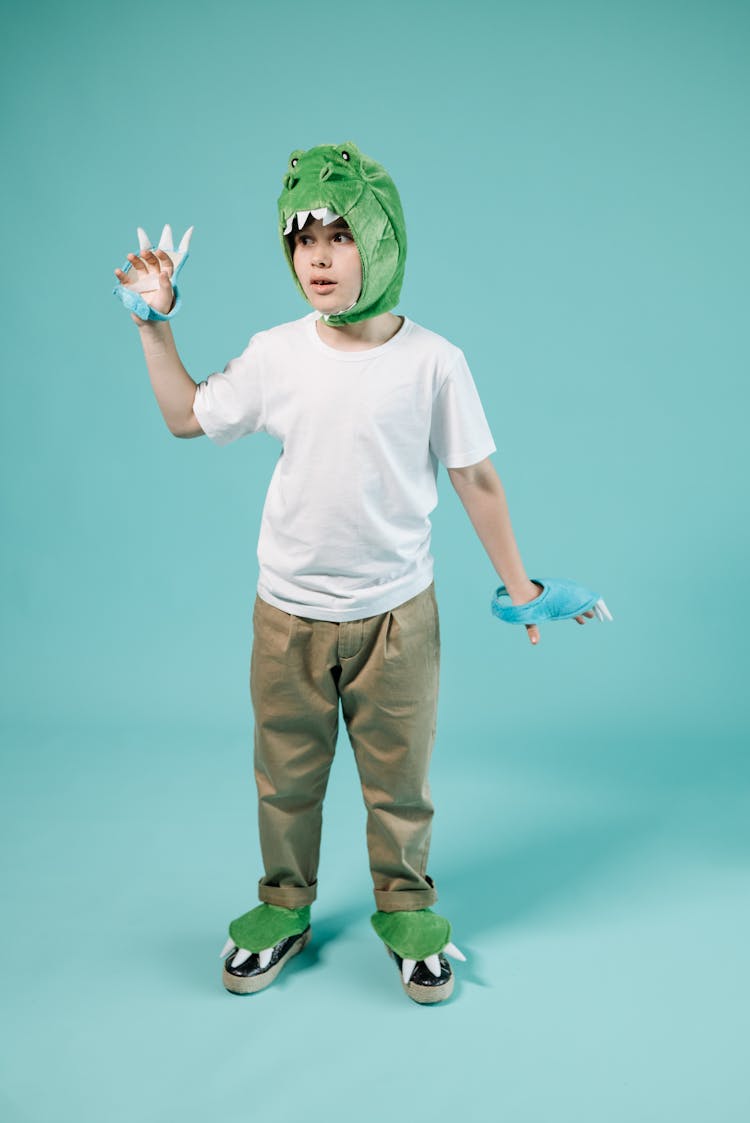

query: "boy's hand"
xmin=113 ymin=225 xmax=191 ymax=325
xmin=510 ymin=579 xmax=595 ymax=646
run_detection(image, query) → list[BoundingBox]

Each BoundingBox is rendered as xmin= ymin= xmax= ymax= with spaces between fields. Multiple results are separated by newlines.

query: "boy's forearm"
xmin=449 ymin=460 xmax=535 ymax=600
xmin=135 ymin=321 xmax=200 ymax=437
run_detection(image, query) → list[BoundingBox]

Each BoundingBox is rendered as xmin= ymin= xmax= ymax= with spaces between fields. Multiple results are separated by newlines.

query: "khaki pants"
xmin=250 ymin=583 xmax=440 ymax=913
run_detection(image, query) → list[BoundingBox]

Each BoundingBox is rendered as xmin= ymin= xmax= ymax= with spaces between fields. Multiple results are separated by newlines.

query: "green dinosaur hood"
xmin=277 ymin=141 xmax=407 ymax=326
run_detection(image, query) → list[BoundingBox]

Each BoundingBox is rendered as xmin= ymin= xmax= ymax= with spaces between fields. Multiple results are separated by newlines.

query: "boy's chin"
xmin=308 ymin=289 xmax=361 ymax=317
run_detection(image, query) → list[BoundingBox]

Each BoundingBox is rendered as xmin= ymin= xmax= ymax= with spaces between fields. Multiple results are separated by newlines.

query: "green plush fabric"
xmin=277 ymin=140 xmax=407 ymax=326
xmin=229 ymin=904 xmax=310 ymax=952
xmin=370 ymin=909 xmax=451 ymax=960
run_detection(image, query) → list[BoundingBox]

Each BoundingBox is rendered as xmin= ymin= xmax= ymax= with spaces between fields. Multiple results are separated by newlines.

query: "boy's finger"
xmin=127 ymin=252 xmax=147 ymax=272
xmin=526 ymin=624 xmax=540 ymax=645
xmin=154 ymin=249 xmax=174 ymax=274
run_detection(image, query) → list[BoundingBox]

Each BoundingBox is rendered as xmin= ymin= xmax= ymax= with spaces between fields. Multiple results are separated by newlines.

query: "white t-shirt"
xmin=192 ymin=313 xmax=496 ymax=621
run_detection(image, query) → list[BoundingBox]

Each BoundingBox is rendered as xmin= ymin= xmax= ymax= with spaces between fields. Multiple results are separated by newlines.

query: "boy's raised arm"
xmin=135 ymin=319 xmax=204 ymax=439
xmin=114 ymin=239 xmax=204 ymax=439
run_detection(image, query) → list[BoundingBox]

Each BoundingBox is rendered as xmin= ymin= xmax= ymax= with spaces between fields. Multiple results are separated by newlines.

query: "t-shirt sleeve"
xmin=192 ymin=334 xmax=266 ymax=446
xmin=429 ymin=350 xmax=497 ymax=468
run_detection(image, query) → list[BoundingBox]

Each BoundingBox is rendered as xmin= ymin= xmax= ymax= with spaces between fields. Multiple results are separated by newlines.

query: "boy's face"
xmin=291 ymin=216 xmax=362 ymax=316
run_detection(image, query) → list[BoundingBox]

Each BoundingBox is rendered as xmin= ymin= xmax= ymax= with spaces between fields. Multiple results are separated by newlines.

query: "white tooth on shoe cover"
xmin=322 ymin=209 xmax=340 ymax=226
xmin=284 ymin=216 xmax=294 ymax=235
xmin=220 ymin=938 xmax=235 ymax=958
xmin=425 ymin=955 xmax=441 ymax=977
xmin=443 ymin=942 xmax=467 ymax=962
xmin=401 ymin=957 xmax=417 ymax=985
xmin=231 ymin=948 xmax=253 ymax=968
xmin=137 ymin=227 xmax=151 ymax=252
xmin=158 ymin=224 xmax=174 ymax=251
xmin=296 ymin=210 xmax=310 ymax=229
xmin=258 ymin=947 xmax=273 ymax=969
xmin=178 ymin=225 xmax=194 ymax=253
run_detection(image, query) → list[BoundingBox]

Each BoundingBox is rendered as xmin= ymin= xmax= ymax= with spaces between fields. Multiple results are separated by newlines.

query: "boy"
xmin=113 ymin=141 xmax=602 ymax=1005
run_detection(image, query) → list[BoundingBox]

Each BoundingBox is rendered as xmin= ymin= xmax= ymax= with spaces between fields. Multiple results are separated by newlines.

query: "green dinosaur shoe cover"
xmin=277 ymin=140 xmax=406 ymax=326
xmin=371 ymin=908 xmax=451 ymax=960
xmin=229 ymin=903 xmax=311 ymax=953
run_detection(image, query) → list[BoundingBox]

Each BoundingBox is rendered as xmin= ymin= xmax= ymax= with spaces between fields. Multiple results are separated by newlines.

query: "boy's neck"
xmin=315 ymin=312 xmax=404 ymax=351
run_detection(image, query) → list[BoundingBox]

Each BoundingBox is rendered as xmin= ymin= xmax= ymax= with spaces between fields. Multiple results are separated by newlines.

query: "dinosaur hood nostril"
xmin=319 ymin=163 xmax=333 ymax=181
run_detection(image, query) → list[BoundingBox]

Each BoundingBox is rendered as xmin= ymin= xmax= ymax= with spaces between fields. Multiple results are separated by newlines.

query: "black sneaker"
xmin=387 ymin=947 xmax=454 ymax=1004
xmin=222 ymin=927 xmax=312 ymax=995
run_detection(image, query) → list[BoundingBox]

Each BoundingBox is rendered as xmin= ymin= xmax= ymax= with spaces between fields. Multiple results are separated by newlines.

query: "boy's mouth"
xmin=311 ymin=279 xmax=337 ymax=290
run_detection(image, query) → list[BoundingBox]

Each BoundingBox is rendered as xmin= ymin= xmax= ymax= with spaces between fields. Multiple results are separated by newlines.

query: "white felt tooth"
xmin=425 ymin=954 xmax=441 ymax=977
xmin=443 ymin=942 xmax=467 ymax=962
xmin=321 ymin=209 xmax=340 ymax=226
xmin=158 ymin=224 xmax=174 ymax=251
xmin=177 ymin=225 xmax=194 ymax=253
xmin=597 ymin=598 xmax=613 ymax=621
xmin=311 ymin=207 xmax=326 ymax=219
xmin=231 ymin=948 xmax=253 ymax=968
xmin=220 ymin=938 xmax=235 ymax=958
xmin=284 ymin=215 xmax=294 ymax=235
xmin=296 ymin=210 xmax=310 ymax=230
xmin=137 ymin=227 xmax=151 ymax=253
xmin=401 ymin=957 xmax=417 ymax=985
xmin=258 ymin=947 xmax=273 ymax=969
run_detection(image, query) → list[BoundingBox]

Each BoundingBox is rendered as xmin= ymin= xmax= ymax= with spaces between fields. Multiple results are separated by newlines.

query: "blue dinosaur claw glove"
xmin=491 ymin=578 xmax=613 ymax=626
xmin=113 ymin=223 xmax=193 ymax=321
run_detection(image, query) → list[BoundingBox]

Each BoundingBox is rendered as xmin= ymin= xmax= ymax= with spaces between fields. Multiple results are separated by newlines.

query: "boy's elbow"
xmin=448 ymin=457 xmax=496 ymax=489
xmin=170 ymin=414 xmax=205 ymax=439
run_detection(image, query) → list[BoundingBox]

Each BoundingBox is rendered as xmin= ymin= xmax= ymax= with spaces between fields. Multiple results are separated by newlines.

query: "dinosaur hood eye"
xmin=340 ymin=150 xmax=350 ymax=161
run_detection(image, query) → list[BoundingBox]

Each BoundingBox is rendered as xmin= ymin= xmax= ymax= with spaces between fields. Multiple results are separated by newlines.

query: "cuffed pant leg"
xmin=337 ymin=584 xmax=441 ymax=913
xmin=250 ymin=596 xmax=339 ymax=909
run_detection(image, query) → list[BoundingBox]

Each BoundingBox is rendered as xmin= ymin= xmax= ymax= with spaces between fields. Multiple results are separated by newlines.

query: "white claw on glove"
xmin=158 ymin=224 xmax=174 ymax=251
xmin=593 ymin=598 xmax=613 ymax=622
xmin=125 ymin=224 xmax=194 ymax=294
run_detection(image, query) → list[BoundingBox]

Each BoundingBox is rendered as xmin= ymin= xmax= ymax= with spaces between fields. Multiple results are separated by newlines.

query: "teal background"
xmin=1 ymin=0 xmax=748 ymax=1120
